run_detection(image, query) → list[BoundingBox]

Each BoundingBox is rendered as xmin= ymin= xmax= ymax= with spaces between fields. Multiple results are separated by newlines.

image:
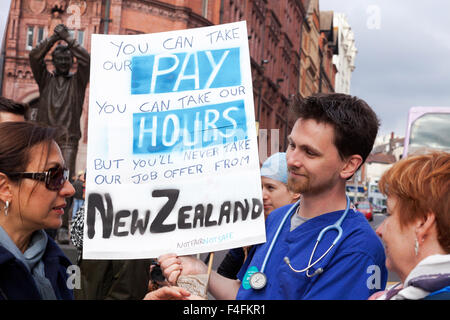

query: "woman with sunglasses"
xmin=0 ymin=121 xmax=75 ymax=300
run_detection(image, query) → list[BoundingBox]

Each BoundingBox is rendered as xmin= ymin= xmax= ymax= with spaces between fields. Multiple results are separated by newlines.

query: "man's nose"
xmin=287 ymin=150 xmax=301 ymax=168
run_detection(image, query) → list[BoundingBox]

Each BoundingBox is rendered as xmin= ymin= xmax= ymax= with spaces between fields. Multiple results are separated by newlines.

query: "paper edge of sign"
xmin=82 ymin=233 xmax=266 ymax=260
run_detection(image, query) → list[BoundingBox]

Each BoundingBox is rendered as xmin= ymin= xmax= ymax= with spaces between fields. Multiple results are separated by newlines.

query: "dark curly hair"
xmin=290 ymin=93 xmax=380 ymax=163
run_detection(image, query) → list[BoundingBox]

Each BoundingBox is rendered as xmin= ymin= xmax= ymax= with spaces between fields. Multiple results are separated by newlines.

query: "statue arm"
xmin=68 ymin=39 xmax=90 ymax=69
xmin=69 ymin=38 xmax=90 ymax=85
xmin=29 ymin=34 xmax=59 ymax=84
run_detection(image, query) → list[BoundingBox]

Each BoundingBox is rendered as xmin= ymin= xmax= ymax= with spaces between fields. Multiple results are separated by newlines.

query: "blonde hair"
xmin=378 ymin=152 xmax=450 ymax=253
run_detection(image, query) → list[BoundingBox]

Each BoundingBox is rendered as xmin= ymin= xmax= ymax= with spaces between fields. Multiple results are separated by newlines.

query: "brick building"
xmin=318 ymin=10 xmax=337 ymax=93
xmin=1 ymin=0 xmax=338 ymax=171
xmin=245 ymin=0 xmax=308 ymax=154
xmin=332 ymin=12 xmax=357 ymax=94
xmin=298 ymin=1 xmax=336 ymax=97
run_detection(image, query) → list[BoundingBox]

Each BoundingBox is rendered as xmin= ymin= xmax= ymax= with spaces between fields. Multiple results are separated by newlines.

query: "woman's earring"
xmin=414 ymin=237 xmax=419 ymax=256
xmin=4 ymin=201 xmax=9 ymax=216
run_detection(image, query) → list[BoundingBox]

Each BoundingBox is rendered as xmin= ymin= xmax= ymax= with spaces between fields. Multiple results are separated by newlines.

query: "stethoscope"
xmin=248 ymin=195 xmax=352 ymax=290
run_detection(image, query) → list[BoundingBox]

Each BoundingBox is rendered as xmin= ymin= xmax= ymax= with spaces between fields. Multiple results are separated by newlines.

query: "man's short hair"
xmin=290 ymin=93 xmax=380 ymax=163
xmin=0 ymin=96 xmax=29 ymax=119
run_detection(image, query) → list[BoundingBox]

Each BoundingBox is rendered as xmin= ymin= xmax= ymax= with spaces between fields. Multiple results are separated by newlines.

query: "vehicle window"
xmin=358 ymin=203 xmax=370 ymax=209
xmin=409 ymin=113 xmax=450 ymax=155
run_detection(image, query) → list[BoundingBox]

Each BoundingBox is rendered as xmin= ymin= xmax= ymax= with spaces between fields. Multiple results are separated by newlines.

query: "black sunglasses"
xmin=7 ymin=166 xmax=70 ymax=191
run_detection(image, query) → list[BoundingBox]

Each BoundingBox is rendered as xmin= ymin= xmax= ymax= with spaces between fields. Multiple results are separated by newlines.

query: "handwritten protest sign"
xmin=84 ymin=21 xmax=265 ymax=259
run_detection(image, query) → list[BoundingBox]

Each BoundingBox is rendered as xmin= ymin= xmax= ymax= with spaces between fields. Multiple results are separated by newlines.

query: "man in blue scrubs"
xmin=159 ymin=93 xmax=387 ymax=300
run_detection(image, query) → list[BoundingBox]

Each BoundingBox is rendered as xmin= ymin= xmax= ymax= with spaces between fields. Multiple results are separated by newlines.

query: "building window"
xmin=26 ymin=26 xmax=34 ymax=50
xmin=37 ymin=27 xmax=45 ymax=44
xmin=202 ymin=0 xmax=209 ymax=18
xmin=26 ymin=26 xmax=46 ymax=50
xmin=69 ymin=29 xmax=85 ymax=46
xmin=77 ymin=30 xmax=84 ymax=47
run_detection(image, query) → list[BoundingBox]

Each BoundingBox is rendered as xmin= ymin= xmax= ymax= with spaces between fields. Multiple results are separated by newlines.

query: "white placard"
xmin=83 ymin=21 xmax=265 ymax=259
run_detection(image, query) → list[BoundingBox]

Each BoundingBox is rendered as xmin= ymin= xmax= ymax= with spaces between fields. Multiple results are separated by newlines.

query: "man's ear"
xmin=0 ymin=173 xmax=13 ymax=204
xmin=340 ymin=155 xmax=363 ymax=180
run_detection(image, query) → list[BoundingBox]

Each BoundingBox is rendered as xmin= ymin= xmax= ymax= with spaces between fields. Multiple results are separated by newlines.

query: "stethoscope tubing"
xmin=261 ymin=195 xmax=351 ymax=276
xmin=260 ymin=202 xmax=298 ymax=272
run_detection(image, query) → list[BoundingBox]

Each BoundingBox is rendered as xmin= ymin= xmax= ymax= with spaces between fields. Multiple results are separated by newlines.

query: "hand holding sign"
xmin=159 ymin=253 xmax=207 ymax=285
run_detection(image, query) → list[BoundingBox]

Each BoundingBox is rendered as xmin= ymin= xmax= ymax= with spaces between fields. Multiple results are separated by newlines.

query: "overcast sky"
xmin=0 ymin=1 xmax=12 ymax=47
xmin=320 ymin=0 xmax=450 ymax=138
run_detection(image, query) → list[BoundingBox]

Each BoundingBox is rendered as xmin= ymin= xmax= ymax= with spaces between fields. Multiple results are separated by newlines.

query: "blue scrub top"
xmin=236 ymin=203 xmax=387 ymax=300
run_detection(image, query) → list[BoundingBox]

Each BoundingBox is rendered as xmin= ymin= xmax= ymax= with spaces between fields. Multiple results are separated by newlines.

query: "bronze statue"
xmin=29 ymin=23 xmax=90 ymax=177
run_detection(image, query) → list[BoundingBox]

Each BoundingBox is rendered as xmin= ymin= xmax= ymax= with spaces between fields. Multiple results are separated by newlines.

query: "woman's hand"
xmin=158 ymin=253 xmax=207 ymax=285
xmin=143 ymin=286 xmax=191 ymax=300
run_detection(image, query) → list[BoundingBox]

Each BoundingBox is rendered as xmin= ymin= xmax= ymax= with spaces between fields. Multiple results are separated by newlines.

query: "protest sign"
xmin=84 ymin=21 xmax=265 ymax=259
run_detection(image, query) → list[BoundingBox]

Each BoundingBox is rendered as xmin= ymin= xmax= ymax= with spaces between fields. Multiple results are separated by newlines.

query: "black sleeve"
xmin=217 ymin=248 xmax=245 ymax=280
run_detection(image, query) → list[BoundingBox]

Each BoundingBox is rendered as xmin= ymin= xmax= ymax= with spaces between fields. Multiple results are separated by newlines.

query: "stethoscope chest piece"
xmin=249 ymin=271 xmax=267 ymax=290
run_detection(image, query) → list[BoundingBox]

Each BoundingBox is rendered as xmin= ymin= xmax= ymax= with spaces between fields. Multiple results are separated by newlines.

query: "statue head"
xmin=52 ymin=44 xmax=73 ymax=76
